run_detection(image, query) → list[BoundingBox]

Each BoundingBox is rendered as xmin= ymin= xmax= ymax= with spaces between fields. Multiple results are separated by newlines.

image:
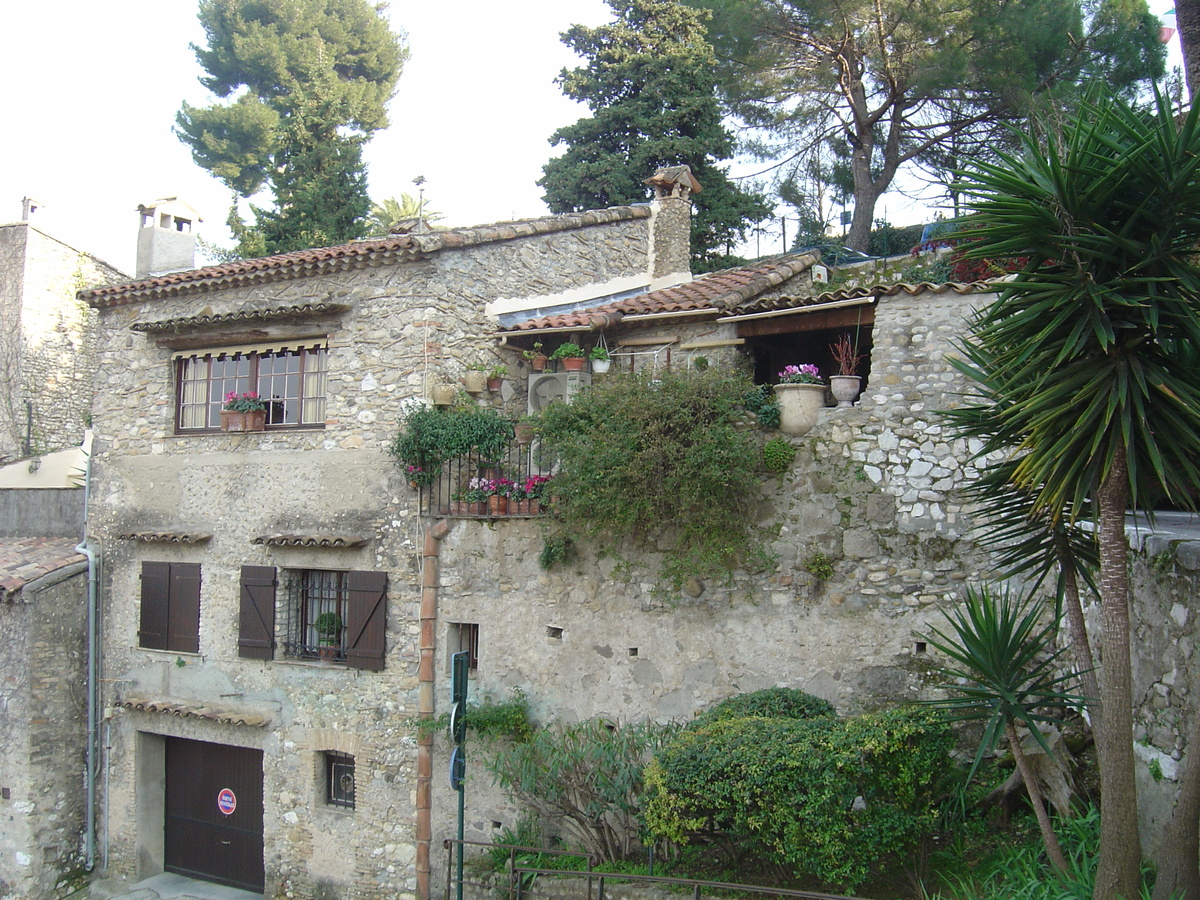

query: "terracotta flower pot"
xmin=488 ymin=495 xmax=509 ymax=516
xmin=531 ymin=354 xmax=549 ymax=372
xmin=487 ymin=377 xmax=503 ymax=392
xmin=220 ymin=409 xmax=267 ymax=432
xmin=560 ymin=357 xmax=586 ymax=372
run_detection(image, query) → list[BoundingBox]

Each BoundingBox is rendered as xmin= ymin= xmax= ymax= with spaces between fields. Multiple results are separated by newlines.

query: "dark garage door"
xmin=165 ymin=738 xmax=264 ymax=892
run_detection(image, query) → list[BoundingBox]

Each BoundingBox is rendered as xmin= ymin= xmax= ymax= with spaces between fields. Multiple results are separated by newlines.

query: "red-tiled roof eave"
xmin=498 ymin=252 xmax=820 ymax=335
xmin=80 ymin=206 xmax=652 ymax=309
xmin=730 ymin=280 xmax=997 ymax=317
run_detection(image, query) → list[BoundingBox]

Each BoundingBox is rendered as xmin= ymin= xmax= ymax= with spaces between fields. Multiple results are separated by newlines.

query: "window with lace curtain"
xmin=175 ymin=343 xmax=328 ymax=432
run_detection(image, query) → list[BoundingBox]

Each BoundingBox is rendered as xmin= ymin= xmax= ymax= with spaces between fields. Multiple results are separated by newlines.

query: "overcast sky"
xmin=0 ymin=1 xmax=1181 ymax=275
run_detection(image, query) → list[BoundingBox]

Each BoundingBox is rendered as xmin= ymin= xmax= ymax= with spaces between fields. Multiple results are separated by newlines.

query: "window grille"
xmin=326 ymin=752 xmax=355 ymax=809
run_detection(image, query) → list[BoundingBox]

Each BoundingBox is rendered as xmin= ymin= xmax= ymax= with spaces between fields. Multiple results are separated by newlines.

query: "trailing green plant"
xmin=483 ymin=718 xmax=679 ymax=863
xmin=741 ymin=383 xmax=780 ymax=429
xmin=762 ymin=436 xmax=795 ymax=474
xmin=535 ymin=367 xmax=773 ymax=588
xmin=689 ymin=687 xmax=835 ymax=730
xmin=539 ymin=534 xmax=576 ymax=571
xmin=643 ymin=706 xmax=953 ymax=888
xmin=804 ymin=551 xmax=835 ymax=581
xmin=417 ymin=688 xmax=534 ymax=743
xmin=389 ymin=404 xmax=515 ymax=485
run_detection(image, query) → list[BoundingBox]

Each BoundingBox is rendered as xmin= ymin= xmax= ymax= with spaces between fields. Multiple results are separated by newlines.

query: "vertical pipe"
xmin=417 ymin=519 xmax=451 ymax=899
xmin=75 ymin=432 xmax=98 ymax=870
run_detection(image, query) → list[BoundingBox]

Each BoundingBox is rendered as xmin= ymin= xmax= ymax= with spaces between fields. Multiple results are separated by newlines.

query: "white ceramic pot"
xmin=591 ymin=358 xmax=612 ymax=374
xmin=773 ymin=383 xmax=827 ymax=435
xmin=829 ymin=375 xmax=862 ymax=408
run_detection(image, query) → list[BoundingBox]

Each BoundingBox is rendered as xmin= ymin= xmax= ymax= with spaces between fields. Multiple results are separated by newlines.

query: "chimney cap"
xmin=136 ymin=197 xmax=204 ymax=223
xmin=645 ymin=166 xmax=702 ymax=199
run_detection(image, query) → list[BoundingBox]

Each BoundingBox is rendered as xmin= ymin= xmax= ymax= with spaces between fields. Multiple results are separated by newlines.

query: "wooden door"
xmin=164 ymin=738 xmax=264 ymax=892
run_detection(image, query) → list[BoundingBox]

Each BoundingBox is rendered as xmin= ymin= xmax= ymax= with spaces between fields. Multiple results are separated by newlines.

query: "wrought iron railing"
xmin=417 ymin=440 xmax=555 ymax=518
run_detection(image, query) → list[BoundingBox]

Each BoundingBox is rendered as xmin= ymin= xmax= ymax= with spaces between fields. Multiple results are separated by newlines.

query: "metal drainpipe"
xmin=74 ymin=435 xmax=99 ymax=871
xmin=417 ymin=519 xmax=451 ymax=900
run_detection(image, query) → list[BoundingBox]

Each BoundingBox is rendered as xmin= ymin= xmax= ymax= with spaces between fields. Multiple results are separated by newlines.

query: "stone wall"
xmin=426 ymin=286 xmax=1001 ymax=871
xmin=0 ymin=224 xmax=125 ymax=461
xmin=0 ymin=567 xmax=89 ymax=900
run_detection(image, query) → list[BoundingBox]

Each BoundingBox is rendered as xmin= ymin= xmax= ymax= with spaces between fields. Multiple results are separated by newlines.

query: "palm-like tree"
xmin=365 ymin=193 xmax=444 ymax=236
xmin=923 ymin=585 xmax=1081 ymax=872
xmin=955 ymin=89 xmax=1200 ymax=899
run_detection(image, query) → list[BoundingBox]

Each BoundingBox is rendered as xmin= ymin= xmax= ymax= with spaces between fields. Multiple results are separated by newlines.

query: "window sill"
xmin=136 ymin=647 xmax=203 ymax=660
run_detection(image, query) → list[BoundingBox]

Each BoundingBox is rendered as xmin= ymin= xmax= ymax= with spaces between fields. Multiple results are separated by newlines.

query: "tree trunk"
xmin=1006 ymin=720 xmax=1068 ymax=872
xmin=1093 ymin=444 xmax=1143 ymax=900
xmin=1056 ymin=533 xmax=1101 ymax=734
xmin=1177 ymin=0 xmax=1200 ymax=104
xmin=1151 ymin=711 xmax=1200 ymax=900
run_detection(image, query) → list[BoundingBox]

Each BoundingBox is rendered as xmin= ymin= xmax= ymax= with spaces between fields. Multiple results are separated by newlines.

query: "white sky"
xmin=0 ymin=1 xmax=1182 ymax=275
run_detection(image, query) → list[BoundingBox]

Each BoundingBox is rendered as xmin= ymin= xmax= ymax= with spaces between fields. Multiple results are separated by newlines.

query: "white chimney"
xmin=21 ymin=197 xmax=40 ymax=220
xmin=136 ymin=198 xmax=201 ymax=279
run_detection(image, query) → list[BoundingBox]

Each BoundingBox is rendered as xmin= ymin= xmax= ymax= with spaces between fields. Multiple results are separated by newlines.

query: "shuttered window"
xmin=274 ymin=568 xmax=387 ymax=670
xmin=238 ymin=566 xmax=277 ymax=660
xmin=139 ymin=562 xmax=201 ymax=653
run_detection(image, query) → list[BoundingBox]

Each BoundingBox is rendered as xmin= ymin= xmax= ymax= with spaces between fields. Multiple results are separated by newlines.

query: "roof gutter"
xmin=715 ymin=295 xmax=874 ymax=324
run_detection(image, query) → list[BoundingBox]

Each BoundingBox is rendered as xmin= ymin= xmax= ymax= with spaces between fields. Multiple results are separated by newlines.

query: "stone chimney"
xmin=135 ymin=198 xmax=201 ymax=279
xmin=645 ymin=165 xmax=700 ymax=282
xmin=20 ymin=197 xmax=40 ymax=221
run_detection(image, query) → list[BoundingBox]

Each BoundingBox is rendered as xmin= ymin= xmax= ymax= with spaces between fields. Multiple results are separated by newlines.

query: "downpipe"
xmin=75 ymin=433 xmax=99 ymax=871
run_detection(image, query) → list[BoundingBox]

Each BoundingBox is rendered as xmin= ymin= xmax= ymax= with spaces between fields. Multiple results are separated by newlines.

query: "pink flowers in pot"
xmin=777 ymin=364 xmax=822 ymax=385
xmin=223 ymin=391 xmax=266 ymax=411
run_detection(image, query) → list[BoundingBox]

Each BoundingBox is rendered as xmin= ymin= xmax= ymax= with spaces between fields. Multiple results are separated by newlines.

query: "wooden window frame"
xmin=175 ymin=346 xmax=327 ymax=434
xmin=139 ymin=562 xmax=201 ymax=653
xmin=449 ymin=622 xmax=480 ymax=670
xmin=274 ymin=568 xmax=388 ymax=671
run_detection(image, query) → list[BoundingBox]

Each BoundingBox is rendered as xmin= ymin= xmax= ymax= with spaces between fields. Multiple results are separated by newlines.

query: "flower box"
xmin=512 ymin=499 xmax=542 ymax=516
xmin=220 ymin=409 xmax=267 ymax=433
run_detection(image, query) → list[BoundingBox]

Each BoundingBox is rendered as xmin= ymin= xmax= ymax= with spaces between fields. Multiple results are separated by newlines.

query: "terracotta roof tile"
xmin=81 ymin=207 xmax=651 ymax=308
xmin=252 ymin=533 xmax=370 ymax=548
xmin=118 ymin=531 xmax=214 ymax=544
xmin=131 ymin=302 xmax=349 ymax=334
xmin=0 ymin=537 xmax=87 ymax=602
xmin=730 ymin=280 xmax=994 ymax=317
xmin=501 ymin=252 xmax=820 ymax=333
xmin=118 ymin=697 xmax=270 ymax=727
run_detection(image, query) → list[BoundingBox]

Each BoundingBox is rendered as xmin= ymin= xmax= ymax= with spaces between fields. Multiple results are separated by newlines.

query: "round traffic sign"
xmin=217 ymin=788 xmax=237 ymax=816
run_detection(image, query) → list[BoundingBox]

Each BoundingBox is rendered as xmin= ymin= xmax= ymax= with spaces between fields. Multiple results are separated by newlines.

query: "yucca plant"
xmin=923 ymin=584 xmax=1083 ymax=873
xmin=953 ymin=86 xmax=1200 ymax=899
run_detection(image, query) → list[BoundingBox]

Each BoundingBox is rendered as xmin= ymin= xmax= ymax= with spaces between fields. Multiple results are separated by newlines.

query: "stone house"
xmin=79 ymin=173 xmax=697 ymax=900
xmin=0 ymin=487 xmax=91 ymax=900
xmin=0 ymin=206 xmax=126 ymax=461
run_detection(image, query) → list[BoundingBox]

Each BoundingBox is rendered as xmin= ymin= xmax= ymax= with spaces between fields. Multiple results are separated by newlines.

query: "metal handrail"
xmin=509 ymin=866 xmax=866 ymax=900
xmin=442 ymin=838 xmax=596 ymax=900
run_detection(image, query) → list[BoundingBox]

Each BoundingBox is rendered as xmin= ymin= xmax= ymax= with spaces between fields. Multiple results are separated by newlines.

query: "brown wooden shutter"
xmin=139 ymin=561 xmax=171 ymax=650
xmin=239 ymin=566 xmax=277 ymax=660
xmin=167 ymin=563 xmax=202 ymax=653
xmin=344 ymin=571 xmax=387 ymax=671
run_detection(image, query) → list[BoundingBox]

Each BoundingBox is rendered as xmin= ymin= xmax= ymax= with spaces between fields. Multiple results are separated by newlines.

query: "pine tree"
xmin=177 ymin=0 xmax=407 ymax=256
xmin=539 ymin=0 xmax=771 ymax=272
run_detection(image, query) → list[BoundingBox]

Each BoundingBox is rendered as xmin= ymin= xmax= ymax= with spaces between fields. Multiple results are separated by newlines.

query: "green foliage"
xmin=466 ymin=689 xmax=535 ymax=743
xmin=178 ymin=0 xmax=407 ymax=254
xmin=697 ymin=0 xmax=1164 ymax=250
xmin=804 ymin=551 xmax=834 ymax=581
xmin=535 ymin=367 xmax=771 ymax=588
xmin=313 ymin=612 xmax=342 ymax=638
xmin=365 ymin=193 xmax=444 ymax=236
xmin=643 ymin=707 xmax=953 ymax=887
xmin=929 ymin=805 xmax=1156 ymax=900
xmin=539 ymin=534 xmax=577 ymax=571
xmin=484 ymin=718 xmax=679 ymax=863
xmin=690 ymin=687 xmax=835 ymax=729
xmin=539 ymin=0 xmax=771 ymax=271
xmin=389 ymin=405 xmax=515 ymax=485
xmin=1148 ymin=757 xmax=1163 ymax=783
xmin=741 ymin=383 xmax=780 ymax=429
xmin=549 ymin=342 xmax=585 ymax=360
xmin=761 ymin=436 xmax=795 ymax=474
xmin=921 ymin=585 xmax=1081 ymax=781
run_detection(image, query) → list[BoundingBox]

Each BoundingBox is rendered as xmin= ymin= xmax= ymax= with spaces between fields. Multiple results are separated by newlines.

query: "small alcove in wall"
xmin=736 ymin=300 xmax=876 ymax=390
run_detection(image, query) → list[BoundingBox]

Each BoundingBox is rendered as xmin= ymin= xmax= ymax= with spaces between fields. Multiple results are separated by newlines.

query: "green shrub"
xmin=539 ymin=534 xmax=576 ymax=571
xmin=742 ymin=383 xmax=781 ymax=429
xmin=643 ymin=707 xmax=952 ymax=888
xmin=535 ymin=367 xmax=773 ymax=588
xmin=691 ymin=687 xmax=835 ymax=730
xmin=762 ymin=436 xmax=796 ymax=474
xmin=804 ymin=551 xmax=835 ymax=580
xmin=389 ymin=404 xmax=514 ymax=485
xmin=484 ymin=718 xmax=678 ymax=863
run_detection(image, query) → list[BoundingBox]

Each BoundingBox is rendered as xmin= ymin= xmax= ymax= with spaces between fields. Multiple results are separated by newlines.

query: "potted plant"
xmin=523 ymin=342 xmax=549 ymax=372
xmin=390 ymin=405 xmax=516 ymax=487
xmin=313 ymin=612 xmax=342 ymax=661
xmin=220 ymin=391 xmax=268 ymax=432
xmin=514 ymin=415 xmax=538 ymax=445
xmin=550 ymin=342 xmax=587 ymax=371
xmin=431 ymin=383 xmax=457 ymax=406
xmin=451 ymin=482 xmax=490 ymax=516
xmin=773 ymin=364 xmax=826 ymax=435
xmin=829 ymin=333 xmax=864 ymax=408
xmin=464 ymin=363 xmax=488 ymax=394
xmin=589 ymin=346 xmax=611 ymax=374
xmin=512 ymin=474 xmax=552 ymax=515
xmin=487 ymin=364 xmax=508 ymax=392
xmin=478 ymin=476 xmax=515 ymax=516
